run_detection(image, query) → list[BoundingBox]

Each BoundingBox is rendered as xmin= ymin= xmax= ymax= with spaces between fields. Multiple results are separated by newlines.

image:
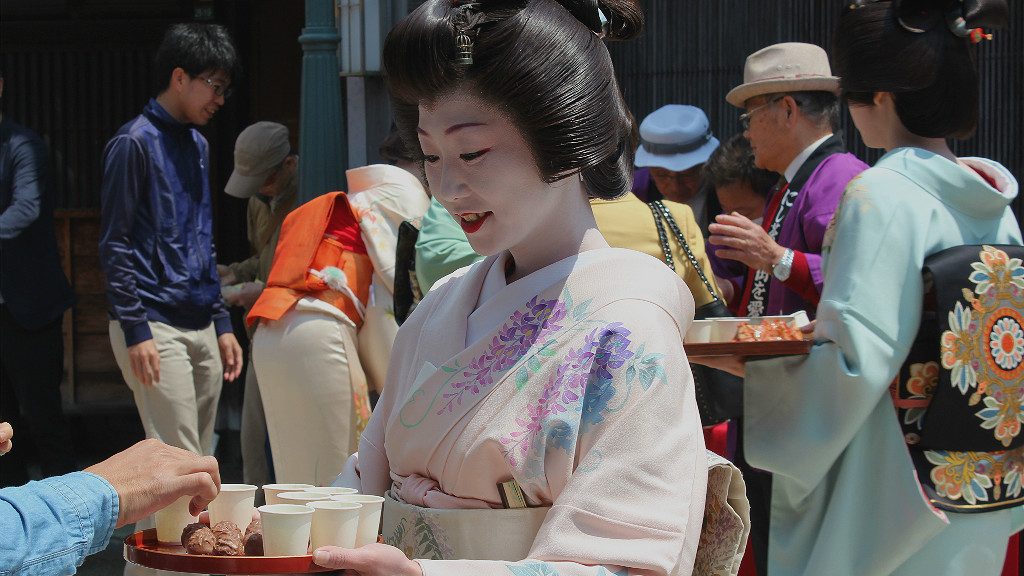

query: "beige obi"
xmin=382 ymin=492 xmax=547 ymax=561
xmin=381 ymin=451 xmax=750 ymax=575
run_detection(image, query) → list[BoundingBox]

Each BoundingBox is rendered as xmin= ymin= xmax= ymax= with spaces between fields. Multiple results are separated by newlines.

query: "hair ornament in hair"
xmin=946 ymin=0 xmax=1005 ymax=43
xmin=451 ymin=1 xmax=481 ymax=65
xmin=848 ymin=0 xmax=1001 ymax=40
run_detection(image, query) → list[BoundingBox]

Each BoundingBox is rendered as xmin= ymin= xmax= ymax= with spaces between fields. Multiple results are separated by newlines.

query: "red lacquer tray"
xmin=685 ymin=339 xmax=812 ymax=357
xmin=124 ymin=529 xmax=332 ymax=574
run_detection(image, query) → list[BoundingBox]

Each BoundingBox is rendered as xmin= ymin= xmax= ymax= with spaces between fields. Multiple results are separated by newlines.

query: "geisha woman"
xmin=693 ymin=1 xmax=1022 ymax=574
xmin=309 ymin=1 xmax=749 ymax=575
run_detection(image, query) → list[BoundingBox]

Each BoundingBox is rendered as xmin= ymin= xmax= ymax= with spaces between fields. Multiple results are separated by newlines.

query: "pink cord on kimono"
xmin=396 ymin=473 xmax=498 ymax=509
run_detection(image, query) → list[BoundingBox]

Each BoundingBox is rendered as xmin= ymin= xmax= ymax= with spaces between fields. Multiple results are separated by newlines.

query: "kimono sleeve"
xmin=418 ymin=301 xmax=708 ymax=576
xmin=743 ymin=169 xmax=925 ymax=496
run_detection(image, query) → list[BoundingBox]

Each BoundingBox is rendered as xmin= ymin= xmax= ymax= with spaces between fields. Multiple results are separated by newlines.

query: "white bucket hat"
xmin=726 ymin=42 xmax=840 ymax=108
xmin=634 ymin=105 xmax=720 ymax=173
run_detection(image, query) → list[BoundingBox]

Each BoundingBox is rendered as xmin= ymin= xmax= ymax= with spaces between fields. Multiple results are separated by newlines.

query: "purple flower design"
xmin=501 ymin=324 xmax=634 ymax=467
xmin=439 ymin=297 xmax=567 ymax=414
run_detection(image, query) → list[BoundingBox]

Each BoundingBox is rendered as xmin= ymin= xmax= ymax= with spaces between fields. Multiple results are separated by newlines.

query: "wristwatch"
xmin=772 ymin=248 xmax=795 ymax=282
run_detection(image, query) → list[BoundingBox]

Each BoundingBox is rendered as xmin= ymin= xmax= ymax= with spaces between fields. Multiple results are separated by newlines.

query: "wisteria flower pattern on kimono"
xmin=500 ymin=322 xmax=670 ymax=478
xmin=439 ymin=297 xmax=568 ymax=414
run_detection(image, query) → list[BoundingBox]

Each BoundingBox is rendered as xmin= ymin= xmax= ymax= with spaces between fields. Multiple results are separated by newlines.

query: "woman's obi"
xmin=379 ymin=451 xmax=750 ymax=575
xmin=248 ymin=191 xmax=372 ymax=328
xmin=382 ymin=492 xmax=548 ymax=561
xmin=891 ymin=244 xmax=1024 ymax=513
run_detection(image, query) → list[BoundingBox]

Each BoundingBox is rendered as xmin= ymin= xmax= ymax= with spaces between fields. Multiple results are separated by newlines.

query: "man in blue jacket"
xmin=0 ymin=69 xmax=77 ymax=487
xmin=99 ymin=24 xmax=243 ymax=478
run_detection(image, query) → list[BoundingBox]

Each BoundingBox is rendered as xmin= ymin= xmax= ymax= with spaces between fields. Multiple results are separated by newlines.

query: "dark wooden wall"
xmin=609 ymin=0 xmax=1024 ymax=223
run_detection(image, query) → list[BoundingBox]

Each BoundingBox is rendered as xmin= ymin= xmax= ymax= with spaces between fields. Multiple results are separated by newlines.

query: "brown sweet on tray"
xmin=182 ymin=524 xmax=216 ymax=555
xmin=212 ymin=521 xmax=244 ymax=556
xmin=244 ymin=519 xmax=264 ymax=556
xmin=734 ymin=319 xmax=804 ymax=342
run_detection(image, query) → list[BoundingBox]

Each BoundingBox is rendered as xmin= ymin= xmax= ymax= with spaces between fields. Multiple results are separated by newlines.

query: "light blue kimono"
xmin=744 ymin=148 xmax=1024 ymax=576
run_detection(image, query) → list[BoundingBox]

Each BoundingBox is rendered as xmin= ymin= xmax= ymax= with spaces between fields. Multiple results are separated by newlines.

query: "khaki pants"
xmin=109 ymin=320 xmax=222 ymax=455
xmin=110 ymin=320 xmax=221 ymax=576
xmin=252 ymin=308 xmax=369 ymax=486
xmin=241 ymin=360 xmax=270 ymax=489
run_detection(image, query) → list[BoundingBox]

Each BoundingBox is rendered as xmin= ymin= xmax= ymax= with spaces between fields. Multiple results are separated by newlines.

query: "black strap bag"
xmin=649 ymin=200 xmax=743 ymax=426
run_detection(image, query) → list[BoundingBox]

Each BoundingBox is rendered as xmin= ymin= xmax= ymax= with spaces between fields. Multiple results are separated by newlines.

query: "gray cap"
xmin=225 ymin=121 xmax=290 ymax=198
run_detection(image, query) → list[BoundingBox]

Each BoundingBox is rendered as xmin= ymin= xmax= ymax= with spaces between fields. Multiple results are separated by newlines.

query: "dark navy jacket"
xmin=0 ymin=117 xmax=75 ymax=329
xmin=99 ymin=99 xmax=231 ymax=346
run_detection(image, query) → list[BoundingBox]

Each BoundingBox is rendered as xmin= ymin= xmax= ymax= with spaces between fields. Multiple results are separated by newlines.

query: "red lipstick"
xmin=459 ymin=212 xmax=491 ymax=234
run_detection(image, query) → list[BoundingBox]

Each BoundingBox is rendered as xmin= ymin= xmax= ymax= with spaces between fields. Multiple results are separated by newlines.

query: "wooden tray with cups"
xmin=124 ymin=483 xmax=384 ymax=574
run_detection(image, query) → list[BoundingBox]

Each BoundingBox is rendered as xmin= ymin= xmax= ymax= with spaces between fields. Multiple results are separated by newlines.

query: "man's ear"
xmin=167 ymin=67 xmax=188 ymax=93
xmin=781 ymin=95 xmax=799 ymax=124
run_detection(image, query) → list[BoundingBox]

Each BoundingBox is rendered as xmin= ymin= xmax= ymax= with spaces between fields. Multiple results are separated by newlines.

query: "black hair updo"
xmin=832 ymin=0 xmax=1008 ymax=139
xmin=382 ymin=0 xmax=644 ymax=199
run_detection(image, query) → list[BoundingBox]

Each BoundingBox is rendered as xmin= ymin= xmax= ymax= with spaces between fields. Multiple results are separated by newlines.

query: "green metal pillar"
xmin=298 ymin=0 xmax=346 ymax=204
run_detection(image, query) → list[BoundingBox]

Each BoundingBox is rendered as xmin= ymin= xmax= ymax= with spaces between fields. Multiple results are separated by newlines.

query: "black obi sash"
xmin=892 ymin=244 xmax=1024 ymax=513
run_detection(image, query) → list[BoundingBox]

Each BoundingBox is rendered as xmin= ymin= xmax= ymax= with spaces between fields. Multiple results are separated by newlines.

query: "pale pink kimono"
xmin=347 ymin=248 xmax=720 ymax=575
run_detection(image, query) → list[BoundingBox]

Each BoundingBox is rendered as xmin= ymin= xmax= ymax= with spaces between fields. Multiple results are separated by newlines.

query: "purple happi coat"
xmin=709 ymin=135 xmax=867 ymax=318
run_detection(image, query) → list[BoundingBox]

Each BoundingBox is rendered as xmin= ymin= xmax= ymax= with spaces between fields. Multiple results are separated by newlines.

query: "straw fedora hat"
xmin=726 ymin=42 xmax=840 ymax=108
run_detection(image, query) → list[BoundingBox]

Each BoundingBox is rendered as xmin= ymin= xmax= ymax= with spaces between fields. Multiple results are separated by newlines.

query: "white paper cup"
xmin=308 ymin=500 xmax=362 ymax=549
xmin=263 ymin=483 xmax=315 ymax=505
xmin=258 ymin=504 xmax=314 ymax=556
xmin=330 ymin=494 xmax=384 ymax=547
xmin=208 ymin=484 xmax=257 ymax=530
xmin=305 ymin=486 xmax=358 ymax=496
xmin=684 ymin=320 xmax=714 ymax=344
xmin=154 ymin=495 xmax=198 ymax=543
xmin=277 ymin=491 xmax=333 ymax=505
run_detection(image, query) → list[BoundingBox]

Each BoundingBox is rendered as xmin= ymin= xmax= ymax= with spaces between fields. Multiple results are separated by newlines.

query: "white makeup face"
xmin=417 ymin=88 xmax=574 ymax=259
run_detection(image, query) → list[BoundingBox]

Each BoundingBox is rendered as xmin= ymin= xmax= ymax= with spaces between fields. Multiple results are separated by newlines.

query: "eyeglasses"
xmin=195 ymin=75 xmax=233 ymax=99
xmin=739 ymin=96 xmax=783 ymax=130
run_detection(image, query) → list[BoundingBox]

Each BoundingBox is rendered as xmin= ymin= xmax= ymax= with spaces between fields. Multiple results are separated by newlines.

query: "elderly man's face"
xmin=742 ymin=95 xmax=788 ymax=173
xmin=650 ymin=164 xmax=703 ymax=204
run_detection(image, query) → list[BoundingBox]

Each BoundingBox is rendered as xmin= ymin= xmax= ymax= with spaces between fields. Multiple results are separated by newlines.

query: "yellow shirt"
xmin=591 ymin=194 xmax=721 ymax=307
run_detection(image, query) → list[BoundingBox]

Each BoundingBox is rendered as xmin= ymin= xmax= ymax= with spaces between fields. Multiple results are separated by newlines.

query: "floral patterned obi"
xmin=891 ymin=244 xmax=1024 ymax=512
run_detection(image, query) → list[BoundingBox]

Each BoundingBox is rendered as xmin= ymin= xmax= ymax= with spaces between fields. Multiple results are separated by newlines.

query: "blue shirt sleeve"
xmin=0 ymin=472 xmax=119 ymax=576
xmin=98 ymin=135 xmax=153 ymax=346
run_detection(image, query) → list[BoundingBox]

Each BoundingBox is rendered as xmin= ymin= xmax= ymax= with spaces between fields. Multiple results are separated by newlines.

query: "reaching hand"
xmin=218 ymin=333 xmax=243 ymax=382
xmin=217 ymin=264 xmax=237 ymax=286
xmin=312 ymin=543 xmax=423 ymax=576
xmin=224 ymin=281 xmax=264 ymax=309
xmin=85 ymin=439 xmax=221 ymax=528
xmin=0 ymin=422 xmax=13 ymax=455
xmin=708 ymin=212 xmax=786 ymax=274
xmin=128 ymin=339 xmax=161 ymax=387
